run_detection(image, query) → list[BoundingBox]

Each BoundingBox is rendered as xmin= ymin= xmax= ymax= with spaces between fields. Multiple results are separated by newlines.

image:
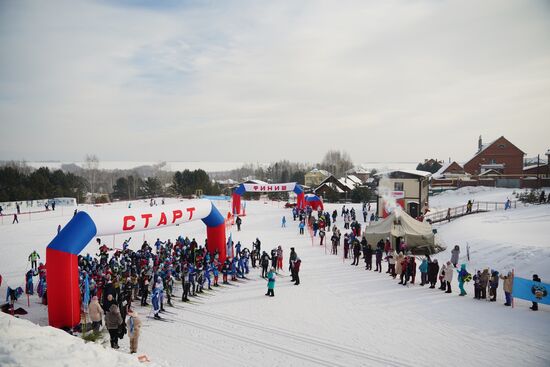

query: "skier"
xmin=281 ymin=216 xmax=286 ymax=228
xmin=13 ymin=213 xmax=18 ymax=224
xmin=221 ymin=258 xmax=230 ymax=284
xmin=235 ymin=216 xmax=242 ymax=231
xmin=299 ymin=221 xmax=305 ymax=235
xmin=265 ymin=268 xmax=276 ymax=297
xmin=25 ymin=269 xmax=35 ymax=295
xmin=151 ymin=278 xmax=163 ymax=319
xmin=28 ymin=251 xmax=40 ymax=270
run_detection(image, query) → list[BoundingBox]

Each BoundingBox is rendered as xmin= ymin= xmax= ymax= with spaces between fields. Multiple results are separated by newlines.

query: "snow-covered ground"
xmin=0 ymin=190 xmax=549 ymax=366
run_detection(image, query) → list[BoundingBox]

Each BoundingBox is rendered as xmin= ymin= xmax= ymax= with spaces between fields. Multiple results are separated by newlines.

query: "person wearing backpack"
xmin=457 ymin=264 xmax=470 ymax=296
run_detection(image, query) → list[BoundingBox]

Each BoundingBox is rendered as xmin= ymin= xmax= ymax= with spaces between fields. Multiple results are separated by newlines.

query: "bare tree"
xmin=319 ymin=150 xmax=354 ymax=178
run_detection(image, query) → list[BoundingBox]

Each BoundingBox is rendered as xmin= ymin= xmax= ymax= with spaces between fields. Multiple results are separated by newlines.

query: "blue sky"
xmin=0 ymin=0 xmax=549 ymax=163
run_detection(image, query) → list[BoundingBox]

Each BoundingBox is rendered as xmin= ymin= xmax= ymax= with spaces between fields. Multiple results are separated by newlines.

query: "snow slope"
xmin=0 ymin=194 xmax=549 ymax=366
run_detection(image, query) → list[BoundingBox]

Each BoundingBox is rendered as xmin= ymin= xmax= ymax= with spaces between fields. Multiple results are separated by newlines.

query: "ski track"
xmin=180 ymin=307 xmax=412 ymax=367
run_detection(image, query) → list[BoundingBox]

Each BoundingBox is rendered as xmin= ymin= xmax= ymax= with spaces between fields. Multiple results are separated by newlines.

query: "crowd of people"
xmin=3 ymin=199 xmax=544 ymax=358
xmin=8 ymin=227 xmax=305 ymax=353
xmin=303 ymin=204 xmax=543 ymax=312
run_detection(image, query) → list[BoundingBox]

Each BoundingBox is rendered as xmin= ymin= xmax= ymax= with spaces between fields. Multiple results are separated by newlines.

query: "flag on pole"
xmin=83 ymin=274 xmax=90 ymax=311
xmin=512 ymin=277 xmax=550 ymax=305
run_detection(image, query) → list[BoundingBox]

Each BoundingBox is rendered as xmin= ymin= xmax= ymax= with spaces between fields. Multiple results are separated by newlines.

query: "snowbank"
xmin=0 ymin=312 xmax=162 ymax=367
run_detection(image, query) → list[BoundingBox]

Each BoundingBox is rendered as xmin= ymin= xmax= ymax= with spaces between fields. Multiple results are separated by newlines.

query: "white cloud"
xmin=0 ymin=0 xmax=549 ymax=163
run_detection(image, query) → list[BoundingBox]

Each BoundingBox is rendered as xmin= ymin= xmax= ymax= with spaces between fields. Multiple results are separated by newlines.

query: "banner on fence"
xmin=512 ymin=277 xmax=549 ymax=305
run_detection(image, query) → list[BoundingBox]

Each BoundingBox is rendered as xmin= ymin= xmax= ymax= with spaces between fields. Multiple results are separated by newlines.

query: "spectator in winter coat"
xmin=473 ymin=271 xmax=481 ymax=299
xmin=450 ymin=245 xmax=460 ymax=267
xmin=499 ymin=271 xmax=514 ymax=306
xmin=293 ymin=258 xmax=301 ymax=285
xmin=105 ymin=295 xmax=123 ymax=349
xmin=384 ymin=238 xmax=392 ymax=255
xmin=395 ymin=253 xmax=404 ymax=278
xmin=351 ymin=240 xmax=362 ymax=266
xmin=419 ymin=258 xmax=428 ymax=286
xmin=289 ymin=248 xmax=297 ymax=282
xmin=398 ymin=257 xmax=409 ymax=285
xmin=126 ymin=309 xmax=142 ymax=354
xmin=427 ymin=259 xmax=439 ymax=288
xmin=374 ymin=248 xmax=383 ymax=273
xmin=444 ymin=261 xmax=454 ymax=293
xmin=386 ymin=250 xmax=397 ymax=277
xmin=531 ymin=274 xmax=541 ymax=311
xmin=479 ymin=269 xmax=489 ymax=300
xmin=439 ymin=263 xmax=447 ymax=290
xmin=260 ymin=251 xmax=271 ymax=278
xmin=489 ymin=270 xmax=499 ymax=302
xmin=88 ymin=296 xmax=104 ymax=333
xmin=363 ymin=244 xmax=373 ymax=270
xmin=276 ymin=246 xmax=283 ymax=271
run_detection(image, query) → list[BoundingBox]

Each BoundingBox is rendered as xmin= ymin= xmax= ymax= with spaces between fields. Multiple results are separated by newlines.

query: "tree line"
xmin=0 ymin=163 xmax=87 ymax=203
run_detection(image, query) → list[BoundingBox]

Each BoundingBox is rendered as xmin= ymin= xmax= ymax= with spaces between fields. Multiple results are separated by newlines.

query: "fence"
xmin=424 ymin=201 xmax=517 ymax=224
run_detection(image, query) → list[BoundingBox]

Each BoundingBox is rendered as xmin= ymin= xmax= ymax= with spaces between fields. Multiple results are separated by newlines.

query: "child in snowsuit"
xmin=265 ymin=268 xmax=276 ymax=297
xmin=457 ymin=264 xmax=469 ymax=296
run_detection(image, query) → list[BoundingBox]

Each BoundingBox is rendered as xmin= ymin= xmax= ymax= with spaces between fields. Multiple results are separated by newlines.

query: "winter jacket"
xmin=427 ymin=261 xmax=439 ymax=283
xmin=450 ymin=248 xmax=460 ymax=264
xmin=479 ymin=269 xmax=489 ymax=288
xmin=105 ymin=304 xmax=122 ymax=330
xmin=395 ymin=254 xmax=404 ymax=275
xmin=88 ymin=299 xmax=103 ymax=322
xmin=499 ymin=272 xmax=514 ymax=293
xmin=267 ymin=271 xmax=276 ymax=290
xmin=419 ymin=259 xmax=428 ymax=273
xmin=444 ymin=265 xmax=454 ymax=282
